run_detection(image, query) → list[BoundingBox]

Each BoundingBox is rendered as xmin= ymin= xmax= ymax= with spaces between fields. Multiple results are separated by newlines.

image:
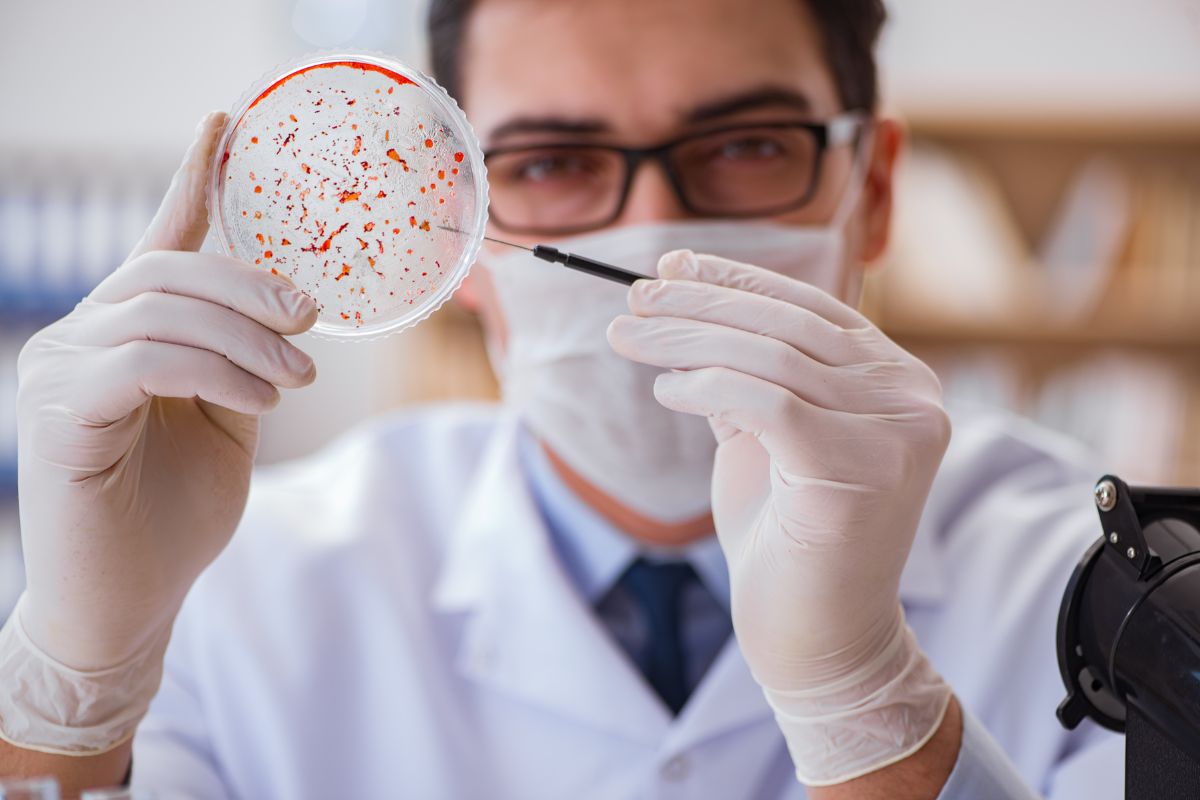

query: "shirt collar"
xmin=518 ymin=425 xmax=731 ymax=610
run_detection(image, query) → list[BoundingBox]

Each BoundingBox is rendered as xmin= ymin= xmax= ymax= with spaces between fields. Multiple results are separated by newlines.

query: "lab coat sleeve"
xmin=936 ymin=707 xmax=1124 ymax=800
xmin=129 ymin=609 xmax=232 ymax=800
xmin=1044 ymin=724 xmax=1126 ymax=799
xmin=936 ymin=706 xmax=1039 ymax=800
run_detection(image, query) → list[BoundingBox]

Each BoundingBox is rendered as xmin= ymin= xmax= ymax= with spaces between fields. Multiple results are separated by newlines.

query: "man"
xmin=0 ymin=0 xmax=1122 ymax=796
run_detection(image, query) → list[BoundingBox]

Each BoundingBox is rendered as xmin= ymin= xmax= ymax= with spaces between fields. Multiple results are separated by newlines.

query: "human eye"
xmin=497 ymin=148 xmax=610 ymax=185
xmin=675 ymin=127 xmax=812 ymax=175
xmin=722 ymin=136 xmax=786 ymax=161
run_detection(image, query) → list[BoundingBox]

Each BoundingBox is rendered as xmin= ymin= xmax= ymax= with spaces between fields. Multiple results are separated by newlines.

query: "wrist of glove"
xmin=0 ymin=593 xmax=171 ymax=755
xmin=758 ymin=603 xmax=952 ymax=786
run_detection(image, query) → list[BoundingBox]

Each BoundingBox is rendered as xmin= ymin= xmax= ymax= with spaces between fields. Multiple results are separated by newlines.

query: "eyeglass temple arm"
xmin=829 ymin=111 xmax=871 ymax=146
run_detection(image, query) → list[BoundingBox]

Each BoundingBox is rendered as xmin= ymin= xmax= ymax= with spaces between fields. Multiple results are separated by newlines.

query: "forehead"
xmin=459 ymin=0 xmax=842 ymax=143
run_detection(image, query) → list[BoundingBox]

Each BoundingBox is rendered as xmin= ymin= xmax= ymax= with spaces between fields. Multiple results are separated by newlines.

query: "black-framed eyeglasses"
xmin=483 ymin=111 xmax=868 ymax=236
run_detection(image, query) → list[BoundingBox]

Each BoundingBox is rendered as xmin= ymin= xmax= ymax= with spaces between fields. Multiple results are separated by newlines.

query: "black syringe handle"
xmin=532 ymin=245 xmax=643 ymax=286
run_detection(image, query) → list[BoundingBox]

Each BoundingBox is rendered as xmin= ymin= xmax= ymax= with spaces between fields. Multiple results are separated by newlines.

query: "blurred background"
xmin=0 ymin=0 xmax=1197 ymax=621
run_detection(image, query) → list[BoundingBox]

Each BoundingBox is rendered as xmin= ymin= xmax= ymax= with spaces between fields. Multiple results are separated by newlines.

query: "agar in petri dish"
xmin=210 ymin=53 xmax=488 ymax=340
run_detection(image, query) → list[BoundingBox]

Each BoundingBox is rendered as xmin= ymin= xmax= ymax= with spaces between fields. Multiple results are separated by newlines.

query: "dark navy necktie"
xmin=612 ymin=557 xmax=699 ymax=715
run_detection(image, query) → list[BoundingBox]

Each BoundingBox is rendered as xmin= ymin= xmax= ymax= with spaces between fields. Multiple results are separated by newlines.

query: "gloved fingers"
xmin=76 ymin=340 xmax=281 ymax=423
xmin=707 ymin=415 xmax=741 ymax=444
xmin=608 ymin=314 xmax=924 ymax=416
xmin=128 ymin=110 xmax=228 ymax=260
xmin=657 ymin=249 xmax=870 ymax=331
xmin=651 ymin=365 xmax=840 ymax=479
xmin=656 ymin=364 xmax=952 ymax=483
xmin=76 ymin=292 xmax=316 ymax=390
xmin=89 ymin=250 xmax=317 ymax=336
xmin=628 ymin=276 xmax=883 ymax=368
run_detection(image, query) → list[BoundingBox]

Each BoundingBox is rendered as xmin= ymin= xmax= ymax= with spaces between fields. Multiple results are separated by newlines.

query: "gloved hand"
xmin=607 ymin=249 xmax=953 ymax=785
xmin=0 ymin=111 xmax=318 ymax=754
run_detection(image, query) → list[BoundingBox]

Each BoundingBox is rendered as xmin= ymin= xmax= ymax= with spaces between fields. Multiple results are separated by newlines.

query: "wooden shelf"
xmin=878 ymin=314 xmax=1200 ymax=351
xmin=899 ymin=113 xmax=1200 ymax=144
xmin=887 ymin=98 xmax=1200 ymax=143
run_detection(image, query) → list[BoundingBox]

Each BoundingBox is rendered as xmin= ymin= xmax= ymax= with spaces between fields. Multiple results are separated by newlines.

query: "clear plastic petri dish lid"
xmin=209 ymin=52 xmax=488 ymax=340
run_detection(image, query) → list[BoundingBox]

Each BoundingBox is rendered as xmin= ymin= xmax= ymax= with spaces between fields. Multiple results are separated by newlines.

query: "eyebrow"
xmin=487 ymin=117 xmax=611 ymax=144
xmin=684 ymin=86 xmax=814 ymax=124
xmin=485 ymin=85 xmax=815 ymax=145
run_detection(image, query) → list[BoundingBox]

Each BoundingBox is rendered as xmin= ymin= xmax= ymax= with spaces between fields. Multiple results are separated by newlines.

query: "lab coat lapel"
xmin=433 ymin=415 xmax=671 ymax=745
xmin=663 ymin=634 xmax=776 ymax=753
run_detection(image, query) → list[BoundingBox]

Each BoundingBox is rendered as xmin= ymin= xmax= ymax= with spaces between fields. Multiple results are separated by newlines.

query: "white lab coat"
xmin=134 ymin=403 xmax=1123 ymax=799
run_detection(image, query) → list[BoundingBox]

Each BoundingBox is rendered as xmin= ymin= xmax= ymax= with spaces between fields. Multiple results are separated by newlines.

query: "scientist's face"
xmin=456 ymin=0 xmax=899 ymax=267
xmin=451 ymin=0 xmax=901 ymax=333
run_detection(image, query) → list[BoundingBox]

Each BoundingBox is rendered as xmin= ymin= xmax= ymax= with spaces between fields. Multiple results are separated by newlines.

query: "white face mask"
xmin=482 ymin=171 xmax=866 ymax=523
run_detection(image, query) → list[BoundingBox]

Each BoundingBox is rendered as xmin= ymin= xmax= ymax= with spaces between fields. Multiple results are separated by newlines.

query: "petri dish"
xmin=209 ymin=52 xmax=488 ymax=340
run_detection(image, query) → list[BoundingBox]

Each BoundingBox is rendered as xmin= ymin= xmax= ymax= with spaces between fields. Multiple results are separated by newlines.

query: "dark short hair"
xmin=427 ymin=0 xmax=888 ymax=112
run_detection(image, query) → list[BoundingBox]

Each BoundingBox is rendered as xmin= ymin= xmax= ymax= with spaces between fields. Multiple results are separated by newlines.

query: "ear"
xmin=857 ymin=117 xmax=904 ymax=265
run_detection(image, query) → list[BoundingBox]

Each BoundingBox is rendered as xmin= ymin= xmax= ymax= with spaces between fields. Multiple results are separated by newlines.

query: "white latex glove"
xmin=0 ymin=111 xmax=318 ymax=754
xmin=607 ymin=250 xmax=954 ymax=785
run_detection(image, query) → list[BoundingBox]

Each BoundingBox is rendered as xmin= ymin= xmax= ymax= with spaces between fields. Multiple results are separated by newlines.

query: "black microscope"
xmin=1057 ymin=474 xmax=1200 ymax=798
